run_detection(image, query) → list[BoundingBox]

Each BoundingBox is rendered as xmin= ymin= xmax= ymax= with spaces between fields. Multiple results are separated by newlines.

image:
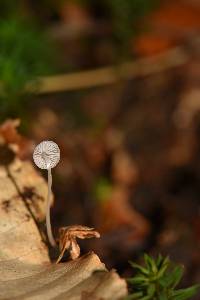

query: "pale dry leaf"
xmin=0 ymin=149 xmax=127 ymax=300
xmin=0 ymin=251 xmax=127 ymax=300
xmin=0 ymin=158 xmax=49 ymax=264
xmin=81 ymin=270 xmax=127 ymax=300
xmin=57 ymin=225 xmax=100 ymax=263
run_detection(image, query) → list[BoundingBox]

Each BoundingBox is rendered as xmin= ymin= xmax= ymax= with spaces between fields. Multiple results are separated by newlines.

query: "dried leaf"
xmin=0 ymin=158 xmax=49 ymax=265
xmin=57 ymin=225 xmax=100 ymax=263
xmin=0 ymin=119 xmax=21 ymax=144
xmin=134 ymin=34 xmax=174 ymax=57
xmin=0 ymin=152 xmax=127 ymax=299
xmin=0 ymin=251 xmax=127 ymax=300
xmin=98 ymin=186 xmax=150 ymax=237
xmin=0 ymin=119 xmax=34 ymax=159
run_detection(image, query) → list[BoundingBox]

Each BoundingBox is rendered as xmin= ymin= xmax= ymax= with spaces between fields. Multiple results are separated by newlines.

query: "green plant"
xmin=127 ymin=254 xmax=200 ymax=300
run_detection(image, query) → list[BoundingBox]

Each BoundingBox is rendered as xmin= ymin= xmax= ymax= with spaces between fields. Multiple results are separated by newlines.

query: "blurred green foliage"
xmin=0 ymin=0 xmax=159 ymax=121
xmin=74 ymin=0 xmax=159 ymax=58
xmin=127 ymin=254 xmax=200 ymax=300
xmin=0 ymin=17 xmax=55 ymax=120
xmin=108 ymin=0 xmax=159 ymax=57
xmin=0 ymin=0 xmax=56 ymax=121
xmin=0 ymin=0 xmax=18 ymax=17
xmin=93 ymin=177 xmax=112 ymax=203
xmin=0 ymin=18 xmax=55 ymax=118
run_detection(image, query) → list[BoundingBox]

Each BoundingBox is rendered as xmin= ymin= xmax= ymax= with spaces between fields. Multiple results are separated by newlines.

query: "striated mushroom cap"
xmin=33 ymin=140 xmax=60 ymax=169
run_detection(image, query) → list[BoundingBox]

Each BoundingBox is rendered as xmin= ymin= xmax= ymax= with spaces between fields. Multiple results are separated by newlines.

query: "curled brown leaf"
xmin=56 ymin=225 xmax=100 ymax=263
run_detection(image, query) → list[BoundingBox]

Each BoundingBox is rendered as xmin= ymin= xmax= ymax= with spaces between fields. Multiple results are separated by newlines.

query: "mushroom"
xmin=33 ymin=140 xmax=60 ymax=247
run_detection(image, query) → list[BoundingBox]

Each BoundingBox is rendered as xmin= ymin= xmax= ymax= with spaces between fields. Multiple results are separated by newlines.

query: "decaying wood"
xmin=0 ymin=152 xmax=128 ymax=299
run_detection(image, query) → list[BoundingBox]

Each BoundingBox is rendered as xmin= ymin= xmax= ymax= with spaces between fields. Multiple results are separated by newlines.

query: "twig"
xmin=32 ymin=47 xmax=188 ymax=94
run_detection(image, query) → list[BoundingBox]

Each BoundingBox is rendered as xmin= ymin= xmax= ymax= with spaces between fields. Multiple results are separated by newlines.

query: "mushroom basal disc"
xmin=33 ymin=140 xmax=60 ymax=169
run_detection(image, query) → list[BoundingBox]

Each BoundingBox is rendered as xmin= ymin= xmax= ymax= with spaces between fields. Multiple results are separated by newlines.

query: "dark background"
xmin=0 ymin=0 xmax=200 ymax=297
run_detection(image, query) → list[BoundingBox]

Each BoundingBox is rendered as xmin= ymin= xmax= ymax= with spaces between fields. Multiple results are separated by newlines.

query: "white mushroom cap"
xmin=33 ymin=141 xmax=60 ymax=169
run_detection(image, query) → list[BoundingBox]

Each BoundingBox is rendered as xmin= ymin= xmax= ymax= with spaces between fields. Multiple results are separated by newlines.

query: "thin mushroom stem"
xmin=46 ymin=167 xmax=56 ymax=247
xmin=33 ymin=141 xmax=60 ymax=247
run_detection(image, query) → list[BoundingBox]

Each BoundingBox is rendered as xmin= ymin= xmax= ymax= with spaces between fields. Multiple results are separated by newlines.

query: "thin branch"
xmin=33 ymin=47 xmax=188 ymax=94
xmin=0 ymin=48 xmax=188 ymax=95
